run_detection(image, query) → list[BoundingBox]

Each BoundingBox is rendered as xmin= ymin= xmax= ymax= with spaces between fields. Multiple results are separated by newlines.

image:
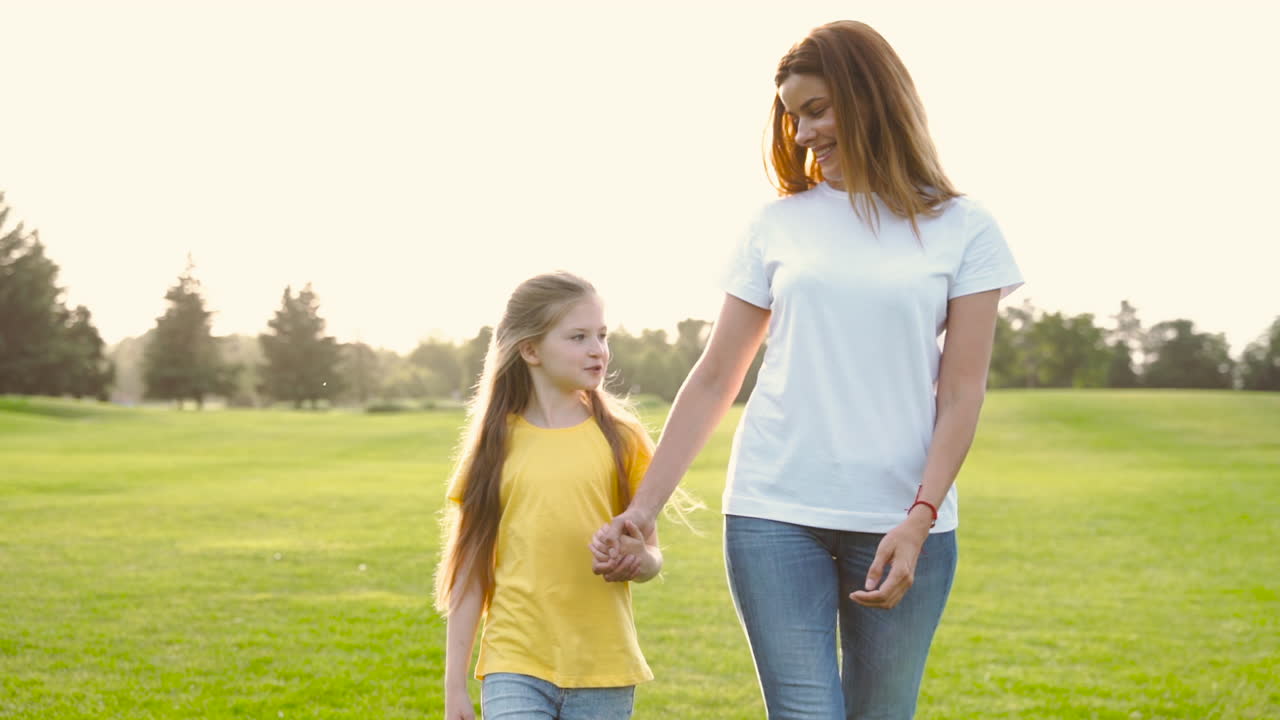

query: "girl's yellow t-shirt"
xmin=448 ymin=414 xmax=653 ymax=687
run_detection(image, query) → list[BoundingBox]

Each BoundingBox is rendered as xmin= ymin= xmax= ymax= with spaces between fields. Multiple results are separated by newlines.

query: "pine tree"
xmin=60 ymin=305 xmax=115 ymax=400
xmin=258 ymin=283 xmax=342 ymax=409
xmin=142 ymin=259 xmax=232 ymax=408
xmin=0 ymin=194 xmax=112 ymax=397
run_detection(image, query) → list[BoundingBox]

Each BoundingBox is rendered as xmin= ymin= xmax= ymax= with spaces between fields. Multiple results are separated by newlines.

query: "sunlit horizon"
xmin=4 ymin=1 xmax=1278 ymax=356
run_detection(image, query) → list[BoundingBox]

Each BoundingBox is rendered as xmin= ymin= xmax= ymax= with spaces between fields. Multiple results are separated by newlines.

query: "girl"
xmin=436 ymin=271 xmax=664 ymax=720
xmin=594 ymin=20 xmax=1024 ymax=720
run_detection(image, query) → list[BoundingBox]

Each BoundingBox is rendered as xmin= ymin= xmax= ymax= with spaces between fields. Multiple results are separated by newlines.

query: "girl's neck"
xmin=522 ymin=386 xmax=592 ymax=429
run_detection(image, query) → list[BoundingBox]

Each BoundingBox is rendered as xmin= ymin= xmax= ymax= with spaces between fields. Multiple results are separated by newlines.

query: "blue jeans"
xmin=481 ymin=673 xmax=635 ymax=720
xmin=724 ymin=515 xmax=957 ymax=720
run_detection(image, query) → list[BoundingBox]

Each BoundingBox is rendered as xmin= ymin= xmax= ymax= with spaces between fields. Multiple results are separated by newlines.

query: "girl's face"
xmin=777 ymin=73 xmax=844 ymax=189
xmin=526 ymin=294 xmax=609 ymax=393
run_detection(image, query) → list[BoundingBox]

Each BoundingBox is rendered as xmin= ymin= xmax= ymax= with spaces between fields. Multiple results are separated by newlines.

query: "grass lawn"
xmin=0 ymin=391 xmax=1277 ymax=719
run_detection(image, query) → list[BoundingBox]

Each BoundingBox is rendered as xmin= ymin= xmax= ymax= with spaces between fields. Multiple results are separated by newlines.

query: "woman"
xmin=593 ymin=20 xmax=1023 ymax=719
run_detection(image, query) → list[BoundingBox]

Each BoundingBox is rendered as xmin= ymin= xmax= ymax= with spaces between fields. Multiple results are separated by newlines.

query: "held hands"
xmin=849 ymin=508 xmax=933 ymax=609
xmin=589 ymin=518 xmax=656 ymax=583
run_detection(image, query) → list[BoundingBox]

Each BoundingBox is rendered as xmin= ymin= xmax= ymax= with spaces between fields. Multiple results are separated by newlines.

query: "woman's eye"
xmin=572 ymin=334 xmax=585 ymax=341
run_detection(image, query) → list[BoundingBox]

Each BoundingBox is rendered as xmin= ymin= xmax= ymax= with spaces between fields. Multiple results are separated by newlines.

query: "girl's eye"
xmin=572 ymin=334 xmax=585 ymax=341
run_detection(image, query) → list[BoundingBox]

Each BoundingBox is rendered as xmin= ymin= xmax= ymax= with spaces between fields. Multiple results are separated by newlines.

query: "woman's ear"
xmin=518 ymin=339 xmax=540 ymax=366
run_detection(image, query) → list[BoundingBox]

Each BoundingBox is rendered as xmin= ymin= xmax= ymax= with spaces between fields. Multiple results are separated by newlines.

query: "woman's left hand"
xmin=849 ymin=513 xmax=932 ymax=609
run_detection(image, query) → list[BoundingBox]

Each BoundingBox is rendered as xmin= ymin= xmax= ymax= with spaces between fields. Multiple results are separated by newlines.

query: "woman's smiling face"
xmin=777 ymin=73 xmax=843 ymax=189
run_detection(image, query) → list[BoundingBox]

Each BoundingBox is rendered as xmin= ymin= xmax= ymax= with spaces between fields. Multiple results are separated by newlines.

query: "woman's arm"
xmin=604 ymin=294 xmax=770 ymax=542
xmin=444 ymin=574 xmax=483 ymax=720
xmin=851 ymin=288 xmax=1001 ymax=609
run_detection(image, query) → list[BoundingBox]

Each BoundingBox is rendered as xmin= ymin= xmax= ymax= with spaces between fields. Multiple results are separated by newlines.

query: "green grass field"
xmin=1 ymin=391 xmax=1277 ymax=719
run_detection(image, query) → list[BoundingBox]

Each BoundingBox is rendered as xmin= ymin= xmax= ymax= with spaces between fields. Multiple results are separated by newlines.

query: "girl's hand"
xmin=589 ymin=520 xmax=647 ymax=582
xmin=444 ymin=685 xmax=475 ymax=720
xmin=595 ymin=506 xmax=658 ymax=557
xmin=848 ymin=513 xmax=931 ymax=609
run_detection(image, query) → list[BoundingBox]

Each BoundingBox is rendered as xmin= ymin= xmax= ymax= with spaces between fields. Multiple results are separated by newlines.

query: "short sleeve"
xmin=721 ymin=216 xmax=771 ymax=309
xmin=626 ymin=429 xmax=655 ymax=495
xmin=950 ymin=205 xmax=1024 ymax=300
xmin=446 ymin=471 xmax=465 ymax=504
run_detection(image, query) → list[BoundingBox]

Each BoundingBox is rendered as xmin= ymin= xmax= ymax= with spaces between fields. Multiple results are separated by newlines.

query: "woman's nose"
xmin=794 ymin=118 xmax=814 ymax=147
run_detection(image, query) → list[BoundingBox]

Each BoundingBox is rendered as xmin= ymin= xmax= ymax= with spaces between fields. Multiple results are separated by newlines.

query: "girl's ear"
xmin=518 ymin=339 xmax=540 ymax=366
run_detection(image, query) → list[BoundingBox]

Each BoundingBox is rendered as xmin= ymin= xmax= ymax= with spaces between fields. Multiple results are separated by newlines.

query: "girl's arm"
xmin=602 ymin=295 xmax=770 ymax=544
xmin=851 ymin=288 xmax=1001 ymax=609
xmin=444 ymin=574 xmax=483 ymax=720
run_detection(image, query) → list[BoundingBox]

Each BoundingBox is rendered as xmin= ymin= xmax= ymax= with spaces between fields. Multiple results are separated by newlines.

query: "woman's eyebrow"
xmin=785 ymin=96 xmax=827 ymax=117
xmin=799 ymin=97 xmax=826 ymax=112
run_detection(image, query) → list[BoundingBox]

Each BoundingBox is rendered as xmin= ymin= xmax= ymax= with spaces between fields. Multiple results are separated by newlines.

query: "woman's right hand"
xmin=444 ymin=686 xmax=476 ymax=720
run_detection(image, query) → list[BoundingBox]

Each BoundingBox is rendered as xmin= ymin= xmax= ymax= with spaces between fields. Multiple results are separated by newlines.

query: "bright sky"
xmin=3 ymin=0 xmax=1277 ymax=355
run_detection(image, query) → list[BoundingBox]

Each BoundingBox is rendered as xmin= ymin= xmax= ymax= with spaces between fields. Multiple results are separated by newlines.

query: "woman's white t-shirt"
xmin=721 ymin=183 xmax=1023 ymax=533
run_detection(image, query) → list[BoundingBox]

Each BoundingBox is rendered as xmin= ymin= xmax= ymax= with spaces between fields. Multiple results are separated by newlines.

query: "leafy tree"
xmin=409 ymin=338 xmax=463 ymax=398
xmin=988 ymin=302 xmax=1109 ymax=388
xmin=337 ymin=342 xmax=381 ymax=405
xmin=258 ymin=283 xmax=342 ymax=409
xmin=1107 ymin=300 xmax=1144 ymax=387
xmin=673 ymin=319 xmax=710 ymax=370
xmin=378 ymin=350 xmax=428 ymax=401
xmin=142 ymin=261 xmax=233 ymax=408
xmin=1030 ymin=312 xmax=1109 ymax=387
xmin=1106 ymin=341 xmax=1139 ymax=388
xmin=632 ymin=329 xmax=676 ymax=400
xmin=605 ymin=328 xmax=645 ymax=395
xmin=216 ymin=334 xmax=261 ymax=407
xmin=458 ymin=326 xmax=492 ymax=397
xmin=989 ymin=300 xmax=1039 ymax=388
xmin=1240 ymin=316 xmax=1280 ymax=391
xmin=1143 ymin=319 xmax=1234 ymax=389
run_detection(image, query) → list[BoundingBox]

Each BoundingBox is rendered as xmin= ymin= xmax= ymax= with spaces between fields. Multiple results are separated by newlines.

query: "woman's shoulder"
xmin=927 ymin=194 xmax=999 ymax=235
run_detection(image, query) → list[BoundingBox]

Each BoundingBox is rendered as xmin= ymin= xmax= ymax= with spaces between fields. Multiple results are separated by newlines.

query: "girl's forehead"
xmin=556 ymin=294 xmax=606 ymax=327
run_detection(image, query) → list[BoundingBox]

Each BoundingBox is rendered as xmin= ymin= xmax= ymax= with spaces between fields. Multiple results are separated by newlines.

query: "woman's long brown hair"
xmin=769 ymin=20 xmax=960 ymax=237
xmin=433 ymin=271 xmax=650 ymax=613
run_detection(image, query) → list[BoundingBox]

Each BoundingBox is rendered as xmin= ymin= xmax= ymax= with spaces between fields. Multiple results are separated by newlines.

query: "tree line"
xmin=3 ymin=193 xmax=1279 ymax=407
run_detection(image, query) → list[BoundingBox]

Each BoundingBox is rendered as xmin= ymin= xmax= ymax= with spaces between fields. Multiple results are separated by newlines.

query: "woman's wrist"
xmin=905 ymin=503 xmax=936 ymax=532
xmin=627 ymin=500 xmax=661 ymax=535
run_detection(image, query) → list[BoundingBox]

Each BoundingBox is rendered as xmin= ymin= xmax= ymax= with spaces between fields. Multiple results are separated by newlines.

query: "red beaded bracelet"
xmin=907 ymin=486 xmax=938 ymax=528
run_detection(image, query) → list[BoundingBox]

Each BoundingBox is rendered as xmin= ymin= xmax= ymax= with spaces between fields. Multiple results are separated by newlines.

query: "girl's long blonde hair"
xmin=769 ymin=20 xmax=961 ymax=236
xmin=434 ymin=271 xmax=654 ymax=613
